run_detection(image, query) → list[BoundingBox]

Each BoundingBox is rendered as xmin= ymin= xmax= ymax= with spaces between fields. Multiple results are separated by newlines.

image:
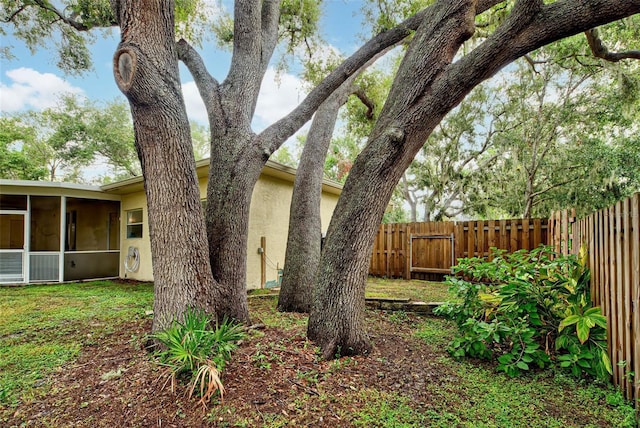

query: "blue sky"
xmin=0 ymin=1 xmax=368 ymax=133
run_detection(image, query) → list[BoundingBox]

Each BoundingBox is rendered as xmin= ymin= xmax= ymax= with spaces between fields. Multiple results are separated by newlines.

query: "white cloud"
xmin=0 ymin=68 xmax=84 ymax=112
xmin=183 ymin=67 xmax=308 ymax=131
xmin=254 ymin=67 xmax=307 ymax=129
xmin=182 ymin=81 xmax=209 ymax=124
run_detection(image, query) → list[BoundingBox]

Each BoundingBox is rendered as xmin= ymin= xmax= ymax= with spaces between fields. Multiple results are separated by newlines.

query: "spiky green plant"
xmin=152 ymin=308 xmax=244 ymax=405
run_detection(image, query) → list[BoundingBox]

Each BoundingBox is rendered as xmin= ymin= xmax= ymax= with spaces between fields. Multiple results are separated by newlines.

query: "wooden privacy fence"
xmin=550 ymin=193 xmax=640 ymax=405
xmin=369 ymin=218 xmax=549 ymax=279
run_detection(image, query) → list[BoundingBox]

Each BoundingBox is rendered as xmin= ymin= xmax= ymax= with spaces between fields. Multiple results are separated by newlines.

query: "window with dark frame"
xmin=126 ymin=209 xmax=143 ymax=239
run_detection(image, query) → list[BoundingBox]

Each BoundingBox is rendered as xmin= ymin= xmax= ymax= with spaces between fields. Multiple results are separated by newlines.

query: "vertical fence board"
xmin=467 ymin=222 xmax=474 ymax=260
xmin=587 ymin=214 xmax=601 ymax=306
xmin=488 ymin=220 xmax=496 ymax=260
xmin=631 ymin=194 xmax=640 ymax=406
xmin=455 ymin=222 xmax=464 ymax=261
xmin=599 ymin=210 xmax=608 ymax=318
xmin=608 ymin=205 xmax=621 ymax=389
xmin=614 ymin=202 xmax=624 ymax=394
xmin=533 ymin=218 xmax=542 ymax=248
xmin=477 ymin=220 xmax=485 ymax=258
xmin=522 ymin=218 xmax=530 ymax=250
xmin=622 ymin=198 xmax=632 ymax=396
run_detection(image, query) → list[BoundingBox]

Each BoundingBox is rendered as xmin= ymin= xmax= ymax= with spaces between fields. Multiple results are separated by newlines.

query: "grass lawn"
xmin=365 ymin=276 xmax=453 ymax=302
xmin=0 ymin=280 xmax=153 ymax=406
xmin=1 ymin=280 xmax=635 ymax=427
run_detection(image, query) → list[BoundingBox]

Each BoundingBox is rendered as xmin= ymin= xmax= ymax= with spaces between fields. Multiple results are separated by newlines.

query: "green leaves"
xmin=152 ymin=308 xmax=245 ymax=404
xmin=559 ymin=307 xmax=607 ymax=344
xmin=439 ymin=246 xmax=612 ymax=382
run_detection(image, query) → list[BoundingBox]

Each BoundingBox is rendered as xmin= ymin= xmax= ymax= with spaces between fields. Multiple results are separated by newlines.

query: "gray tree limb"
xmin=585 ymin=28 xmax=640 ymax=62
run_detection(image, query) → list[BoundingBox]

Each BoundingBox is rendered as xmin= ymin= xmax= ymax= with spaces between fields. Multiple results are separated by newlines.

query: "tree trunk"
xmin=205 ymin=131 xmax=264 ymax=323
xmin=277 ymin=86 xmax=348 ymax=313
xmin=309 ymin=0 xmax=640 ymax=358
xmin=112 ymin=0 xmax=216 ymax=332
xmin=309 ymin=0 xmax=478 ymax=359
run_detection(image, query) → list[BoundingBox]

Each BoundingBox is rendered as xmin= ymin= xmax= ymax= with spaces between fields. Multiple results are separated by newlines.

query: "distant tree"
xmin=190 ymin=121 xmax=210 ymax=161
xmin=9 ymin=95 xmax=139 ymax=182
xmin=473 ymin=43 xmax=640 ymax=218
xmin=85 ymin=100 xmax=139 ymax=178
xmin=0 ymin=117 xmax=46 ymax=180
xmin=398 ymin=85 xmax=500 ymax=221
xmin=20 ymin=95 xmax=96 ymax=181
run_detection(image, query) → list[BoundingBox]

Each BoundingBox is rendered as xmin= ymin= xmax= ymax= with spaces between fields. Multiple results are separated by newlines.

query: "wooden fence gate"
xmin=409 ymin=232 xmax=455 ymax=275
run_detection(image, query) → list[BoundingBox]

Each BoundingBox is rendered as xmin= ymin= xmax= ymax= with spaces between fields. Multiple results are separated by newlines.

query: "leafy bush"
xmin=435 ymin=245 xmax=612 ymax=380
xmin=152 ymin=308 xmax=245 ymax=407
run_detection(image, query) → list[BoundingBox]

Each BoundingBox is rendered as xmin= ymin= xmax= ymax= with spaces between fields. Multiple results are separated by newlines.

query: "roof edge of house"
xmin=100 ymin=159 xmax=343 ymax=195
xmin=0 ymin=179 xmax=104 ymax=193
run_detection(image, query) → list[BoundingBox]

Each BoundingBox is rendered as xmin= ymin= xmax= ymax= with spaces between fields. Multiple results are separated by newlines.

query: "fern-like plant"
xmin=152 ymin=308 xmax=244 ymax=407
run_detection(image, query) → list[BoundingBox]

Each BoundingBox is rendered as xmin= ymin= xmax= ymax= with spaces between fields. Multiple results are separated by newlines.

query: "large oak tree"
xmin=307 ymin=0 xmax=640 ymax=358
xmin=3 ymin=1 xmax=639 ymax=347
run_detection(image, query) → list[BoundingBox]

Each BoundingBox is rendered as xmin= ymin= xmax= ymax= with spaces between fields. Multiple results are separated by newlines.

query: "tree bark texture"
xmin=177 ymin=0 xmax=432 ymax=322
xmin=277 ymin=82 xmax=353 ymax=313
xmin=308 ymin=0 xmax=640 ymax=358
xmin=111 ymin=0 xmax=216 ymax=332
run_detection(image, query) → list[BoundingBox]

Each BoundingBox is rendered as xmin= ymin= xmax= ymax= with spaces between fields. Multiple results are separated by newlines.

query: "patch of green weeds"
xmin=328 ymin=356 xmax=357 ymax=373
xmin=387 ymin=310 xmax=409 ymax=323
xmin=351 ymin=390 xmax=425 ymax=427
xmin=296 ymin=369 xmax=319 ymax=385
xmin=414 ymin=317 xmax=456 ymax=348
xmin=0 ymin=280 xmax=153 ymax=406
xmin=251 ymin=344 xmax=283 ymax=370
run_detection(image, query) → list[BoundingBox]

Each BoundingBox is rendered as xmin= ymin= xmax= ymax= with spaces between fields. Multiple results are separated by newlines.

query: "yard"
xmin=0 ymin=280 xmax=635 ymax=427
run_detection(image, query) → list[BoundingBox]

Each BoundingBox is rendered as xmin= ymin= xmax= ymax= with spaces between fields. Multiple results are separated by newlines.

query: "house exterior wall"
xmin=1 ymin=161 xmax=341 ymax=287
xmin=119 ymin=190 xmax=153 ymax=281
xmin=116 ymin=165 xmax=341 ymax=289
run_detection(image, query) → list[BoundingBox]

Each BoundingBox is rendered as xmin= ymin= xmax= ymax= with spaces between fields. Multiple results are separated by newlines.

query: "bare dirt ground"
xmin=2 ymin=296 xmax=622 ymax=427
xmin=4 ymin=297 xmax=458 ymax=427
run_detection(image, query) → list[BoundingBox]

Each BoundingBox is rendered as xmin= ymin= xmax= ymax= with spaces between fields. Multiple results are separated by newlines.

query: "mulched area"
xmin=3 ymin=299 xmax=457 ymax=427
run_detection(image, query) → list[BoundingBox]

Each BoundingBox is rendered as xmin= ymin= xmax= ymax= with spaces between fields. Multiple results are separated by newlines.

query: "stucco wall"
xmin=118 ymin=171 xmax=340 ymax=289
xmin=119 ymin=191 xmax=153 ymax=281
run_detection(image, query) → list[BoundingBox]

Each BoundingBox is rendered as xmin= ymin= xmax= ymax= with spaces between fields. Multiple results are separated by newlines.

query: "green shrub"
xmin=435 ymin=245 xmax=611 ymax=380
xmin=152 ymin=308 xmax=245 ymax=407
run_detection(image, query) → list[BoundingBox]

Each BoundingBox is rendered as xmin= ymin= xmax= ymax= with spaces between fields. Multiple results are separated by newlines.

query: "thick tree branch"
xmin=351 ymin=88 xmax=375 ymax=119
xmin=260 ymin=0 xmax=281 ymax=72
xmin=222 ymin=0 xmax=281 ymax=125
xmin=585 ymin=28 xmax=640 ymax=62
xmin=176 ymin=39 xmax=223 ymax=122
xmin=257 ymin=0 xmax=503 ymax=153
